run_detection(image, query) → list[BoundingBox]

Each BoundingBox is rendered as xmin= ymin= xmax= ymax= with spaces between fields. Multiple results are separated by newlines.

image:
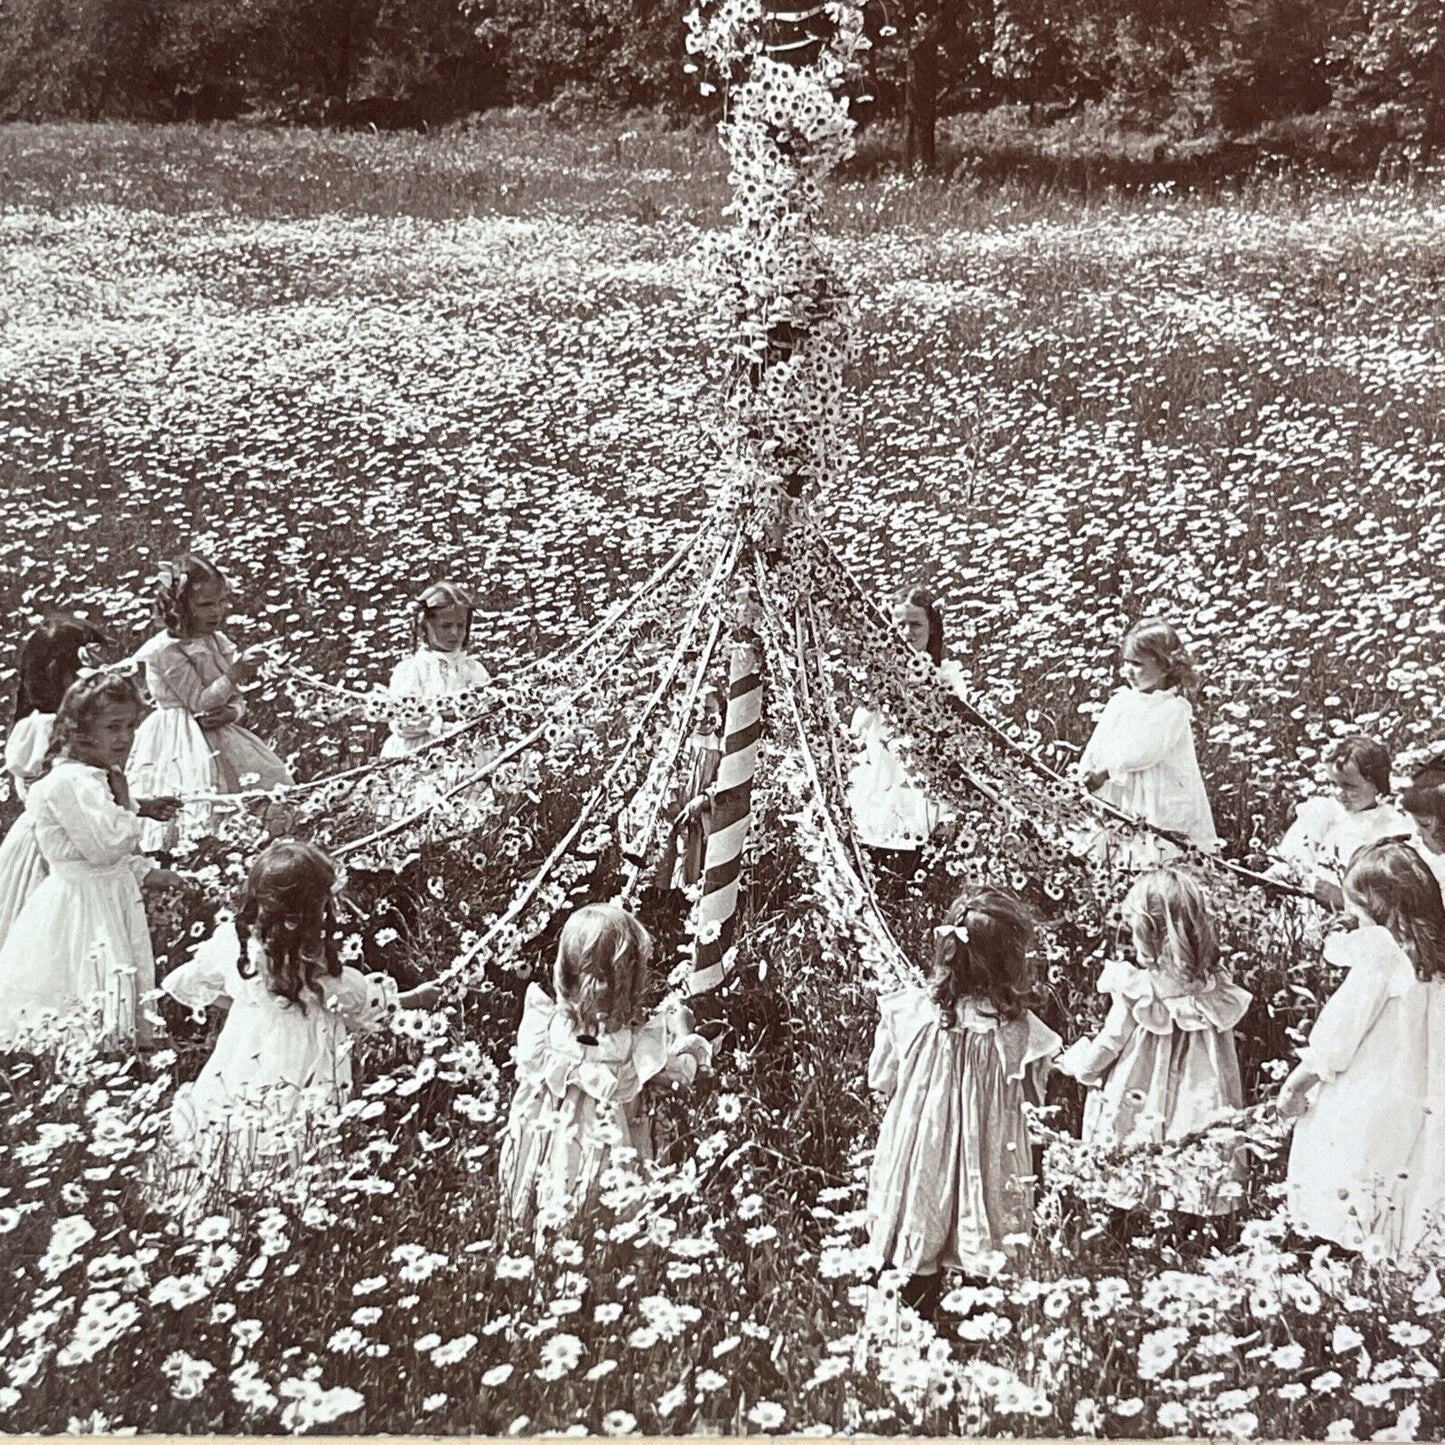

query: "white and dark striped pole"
xmin=689 ymin=606 xmax=764 ymax=995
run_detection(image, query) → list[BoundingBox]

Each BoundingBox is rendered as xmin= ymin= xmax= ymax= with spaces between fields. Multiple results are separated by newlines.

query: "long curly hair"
xmin=930 ymin=888 xmax=1035 ymax=1026
xmin=233 ymin=840 xmax=343 ymax=1011
xmin=1343 ymin=839 xmax=1445 ymax=983
xmin=155 ymin=553 xmax=227 ymax=638
xmin=1121 ymin=867 xmax=1221 ymax=984
xmin=412 ymin=580 xmax=477 ymax=653
xmin=895 ymin=585 xmax=944 ymax=666
xmin=1122 ymin=617 xmax=1198 ymax=694
xmin=552 ymin=903 xmax=651 ymax=1041
xmin=14 ymin=613 xmax=112 ymax=721
xmin=42 ymin=673 xmax=144 ymax=775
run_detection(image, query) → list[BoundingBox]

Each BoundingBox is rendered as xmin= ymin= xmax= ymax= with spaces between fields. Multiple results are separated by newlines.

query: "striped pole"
xmin=689 ymin=627 xmax=764 ymax=995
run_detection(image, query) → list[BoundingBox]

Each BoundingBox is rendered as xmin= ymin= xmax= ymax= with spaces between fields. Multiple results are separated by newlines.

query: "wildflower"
xmin=1332 ymin=1323 xmax=1365 ymax=1354
xmin=747 ymin=1401 xmax=786 ymax=1430
xmin=1324 ymin=1420 xmax=1357 ymax=1442
xmin=696 ymin=1370 xmax=727 ymax=1394
xmin=430 ymin=1335 xmax=477 ymax=1366
xmin=1157 ymin=1402 xmax=1191 ymax=1432
xmin=327 ymin=1329 xmax=365 ymax=1355
xmin=655 ymin=1383 xmax=688 ymax=1419
xmin=536 ymin=1333 xmax=583 ymax=1381
xmin=480 ymin=1364 xmax=514 ymax=1388
xmin=1071 ymin=1398 xmax=1103 ymax=1436
xmin=423 ymin=1395 xmax=447 ymax=1413
xmin=586 ymin=1361 xmax=618 ymax=1382
xmin=602 ymin=1411 xmax=638 ymax=1435
xmin=161 ymin=1351 xmax=216 ymax=1401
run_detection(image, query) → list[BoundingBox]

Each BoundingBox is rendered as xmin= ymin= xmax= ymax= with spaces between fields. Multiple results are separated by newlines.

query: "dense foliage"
xmin=0 ymin=0 xmax=1441 ymax=171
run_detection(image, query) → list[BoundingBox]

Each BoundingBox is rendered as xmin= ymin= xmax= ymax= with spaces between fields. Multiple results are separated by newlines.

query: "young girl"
xmin=866 ymin=889 xmax=1062 ymax=1320
xmin=1399 ymin=759 xmax=1445 ymax=897
xmin=128 ymin=553 xmax=292 ymax=852
xmin=1078 ymin=617 xmax=1219 ymax=869
xmin=849 ymin=586 xmax=969 ymax=879
xmin=1054 ymin=868 xmax=1251 ymax=1220
xmin=0 ymin=614 xmax=111 ymax=951
xmin=653 ymin=684 xmax=724 ymax=892
xmin=381 ymin=581 xmax=491 ymax=759
xmin=1270 ymin=735 xmax=1411 ymax=908
xmin=159 ymin=840 xmax=437 ymax=1196
xmin=500 ymin=903 xmax=712 ymax=1227
xmin=0 ymin=675 xmax=182 ymax=1047
xmin=1278 ymin=840 xmax=1445 ymax=1257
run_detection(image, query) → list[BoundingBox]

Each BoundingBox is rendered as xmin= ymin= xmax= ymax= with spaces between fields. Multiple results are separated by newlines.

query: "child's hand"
xmin=1082 ymin=769 xmax=1109 ymax=793
xmin=1311 ymin=878 xmax=1344 ymax=910
xmin=198 ymin=704 xmax=239 ymax=730
xmin=228 ymin=656 xmax=256 ymax=686
xmin=138 ymin=795 xmax=182 ymax=821
xmin=142 ymin=868 xmax=187 ymax=891
xmin=399 ymin=983 xmax=441 ymax=1011
xmin=1275 ymin=1067 xmax=1316 ymax=1120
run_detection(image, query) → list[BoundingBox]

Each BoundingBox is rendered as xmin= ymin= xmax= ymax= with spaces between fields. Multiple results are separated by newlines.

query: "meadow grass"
xmin=0 ymin=118 xmax=1443 ymax=1437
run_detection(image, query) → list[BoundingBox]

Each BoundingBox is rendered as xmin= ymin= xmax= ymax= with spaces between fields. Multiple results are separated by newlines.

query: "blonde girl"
xmin=1055 ymin=868 xmax=1251 ymax=1221
xmin=500 ymin=903 xmax=711 ymax=1226
xmin=382 ymin=581 xmax=491 ymax=759
xmin=0 ymin=674 xmax=182 ymax=1047
xmin=1078 ymin=617 xmax=1218 ymax=868
xmin=1279 ymin=840 xmax=1445 ymax=1257
xmin=866 ymin=889 xmax=1062 ymax=1321
xmin=128 ymin=553 xmax=292 ymax=851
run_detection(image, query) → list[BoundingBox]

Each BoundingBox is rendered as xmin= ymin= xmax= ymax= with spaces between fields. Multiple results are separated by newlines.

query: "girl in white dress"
xmin=0 ymin=614 xmax=111 ymax=951
xmin=849 ymin=586 xmax=970 ymax=880
xmin=158 ymin=840 xmax=437 ymax=1201
xmin=866 ymin=889 xmax=1062 ymax=1321
xmin=1278 ymin=840 xmax=1445 ymax=1257
xmin=1078 ymin=617 xmax=1219 ymax=870
xmin=381 ymin=582 xmax=492 ymax=759
xmin=1399 ymin=760 xmax=1445 ymax=899
xmin=0 ymin=674 xmax=182 ymax=1048
xmin=1055 ymin=868 xmax=1251 ymax=1222
xmin=1269 ymin=735 xmax=1411 ymax=908
xmin=128 ymin=553 xmax=292 ymax=853
xmin=500 ymin=904 xmax=712 ymax=1229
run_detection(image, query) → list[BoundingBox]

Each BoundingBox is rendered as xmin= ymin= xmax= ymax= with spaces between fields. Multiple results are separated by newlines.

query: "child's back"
xmin=867 ymin=984 xmax=1060 ymax=1279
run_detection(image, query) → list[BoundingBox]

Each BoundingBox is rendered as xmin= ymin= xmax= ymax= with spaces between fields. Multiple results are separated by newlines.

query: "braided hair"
xmin=14 ymin=613 xmax=112 ymax=721
xmin=930 ymin=888 xmax=1035 ymax=1027
xmin=154 ymin=553 xmax=227 ymax=638
xmin=1122 ymin=617 xmax=1198 ymax=694
xmin=233 ymin=840 xmax=343 ymax=1012
xmin=42 ymin=672 xmax=144 ymax=776
xmin=552 ymin=903 xmax=651 ymax=1041
xmin=1343 ymin=839 xmax=1445 ymax=983
xmin=412 ymin=580 xmax=477 ymax=653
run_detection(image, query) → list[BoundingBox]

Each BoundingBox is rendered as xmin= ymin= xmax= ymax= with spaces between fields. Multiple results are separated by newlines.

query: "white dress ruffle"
xmin=1287 ymin=925 xmax=1445 ymax=1257
xmin=128 ymin=630 xmax=292 ymax=852
xmin=866 ymin=987 xmax=1061 ymax=1277
xmin=0 ymin=761 xmax=155 ymax=1047
xmin=1273 ymin=796 xmax=1412 ymax=893
xmin=160 ymin=926 xmax=399 ymax=1195
xmin=1078 ymin=687 xmax=1219 ymax=869
xmin=5 ymin=712 xmax=53 ymax=802
xmin=1055 ymin=958 xmax=1252 ymax=1214
xmin=0 ymin=713 xmax=53 ymax=952
xmin=499 ymin=983 xmax=711 ymax=1226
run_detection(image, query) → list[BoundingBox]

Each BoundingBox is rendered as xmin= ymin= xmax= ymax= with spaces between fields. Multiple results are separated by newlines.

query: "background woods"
xmin=0 ymin=0 xmax=1442 ymax=169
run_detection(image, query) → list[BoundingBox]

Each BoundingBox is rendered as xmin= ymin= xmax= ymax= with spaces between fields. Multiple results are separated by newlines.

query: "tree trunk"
xmin=904 ymin=11 xmax=938 ymax=172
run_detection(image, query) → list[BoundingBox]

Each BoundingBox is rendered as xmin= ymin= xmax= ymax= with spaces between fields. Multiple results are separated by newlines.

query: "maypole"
xmin=684 ymin=0 xmax=867 ymax=994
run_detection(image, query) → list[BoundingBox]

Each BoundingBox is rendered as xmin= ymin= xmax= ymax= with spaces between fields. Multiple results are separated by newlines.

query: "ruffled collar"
xmin=512 ymin=983 xmax=670 ymax=1104
xmin=1322 ymin=924 xmax=1420 ymax=996
xmin=1097 ymin=957 xmax=1251 ymax=1034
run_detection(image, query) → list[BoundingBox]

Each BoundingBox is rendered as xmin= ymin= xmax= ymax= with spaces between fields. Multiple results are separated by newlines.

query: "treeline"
xmin=0 ymin=0 xmax=1440 ymax=167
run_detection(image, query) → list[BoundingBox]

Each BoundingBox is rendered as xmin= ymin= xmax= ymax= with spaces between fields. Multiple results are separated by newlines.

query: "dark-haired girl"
xmin=1400 ymin=758 xmax=1445 ymax=897
xmin=865 ymin=889 xmax=1061 ymax=1321
xmin=0 ymin=613 xmax=112 ymax=951
xmin=848 ymin=586 xmax=969 ymax=880
xmin=160 ymin=840 xmax=437 ymax=1192
xmin=0 ymin=674 xmax=182 ymax=1047
xmin=128 ymin=553 xmax=291 ymax=852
